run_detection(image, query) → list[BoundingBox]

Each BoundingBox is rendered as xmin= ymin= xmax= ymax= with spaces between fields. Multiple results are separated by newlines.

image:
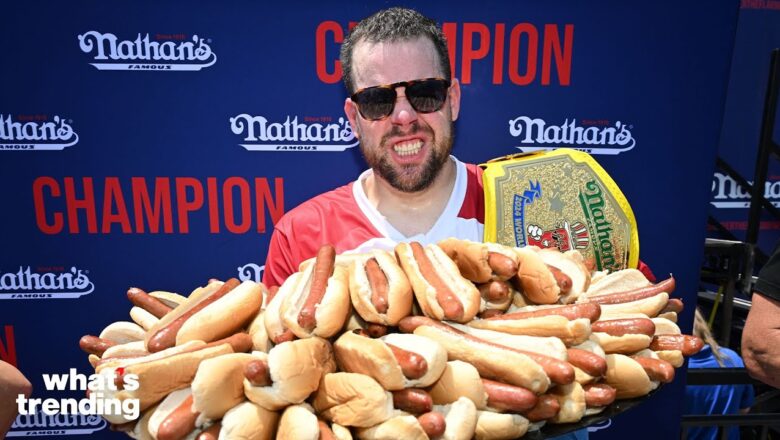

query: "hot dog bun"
xmin=447 ymin=322 xmax=568 ymax=360
xmin=220 ymin=401 xmax=279 ymax=440
xmin=603 ymin=353 xmax=657 ymax=399
xmin=513 ymin=246 xmax=560 ymax=304
xmin=244 ymin=337 xmax=335 ymax=411
xmin=312 ymin=373 xmax=394 ymax=428
xmin=147 ymin=388 xmax=196 ymax=440
xmin=281 ymin=264 xmax=350 ymax=339
xmin=548 ymin=382 xmax=586 ymax=424
xmin=349 ymin=250 xmax=413 ymax=326
xmin=99 ymin=321 xmax=146 ymax=344
xmin=191 ymin=353 xmax=255 ymax=423
xmin=468 ymin=315 xmax=591 ymax=346
xmin=276 ymin=404 xmax=319 ymax=440
xmin=537 ymin=249 xmax=591 ymax=304
xmin=474 ymin=411 xmax=529 ymax=440
xmin=433 ymin=396 xmax=479 ymax=440
xmin=355 ymin=415 xmax=428 ymax=440
xmin=430 ymin=360 xmax=488 ymax=409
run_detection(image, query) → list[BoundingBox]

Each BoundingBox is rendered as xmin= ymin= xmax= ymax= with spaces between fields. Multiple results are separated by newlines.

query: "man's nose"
xmin=389 ymin=88 xmax=418 ymax=126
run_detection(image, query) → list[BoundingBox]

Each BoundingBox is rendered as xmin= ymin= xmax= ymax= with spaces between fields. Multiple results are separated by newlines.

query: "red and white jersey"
xmin=262 ymin=157 xmax=484 ymax=287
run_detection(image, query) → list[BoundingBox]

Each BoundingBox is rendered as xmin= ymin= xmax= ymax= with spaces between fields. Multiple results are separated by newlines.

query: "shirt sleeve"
xmin=755 ymin=241 xmax=780 ymax=301
xmin=262 ymin=226 xmax=296 ymax=288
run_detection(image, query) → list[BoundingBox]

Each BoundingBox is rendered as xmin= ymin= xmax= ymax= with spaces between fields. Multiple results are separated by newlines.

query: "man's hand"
xmin=742 ymin=293 xmax=780 ymax=388
xmin=0 ymin=361 xmax=32 ymax=437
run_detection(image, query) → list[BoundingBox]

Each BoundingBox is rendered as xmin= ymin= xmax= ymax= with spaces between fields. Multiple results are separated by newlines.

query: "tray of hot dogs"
xmin=79 ymin=238 xmax=701 ymax=440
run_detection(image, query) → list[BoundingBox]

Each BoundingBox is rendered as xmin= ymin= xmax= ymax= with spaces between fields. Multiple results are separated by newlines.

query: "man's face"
xmin=344 ymin=37 xmax=461 ymax=193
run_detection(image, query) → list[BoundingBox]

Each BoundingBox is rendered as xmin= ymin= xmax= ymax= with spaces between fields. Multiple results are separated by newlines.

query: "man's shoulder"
xmin=275 ymin=182 xmax=357 ymax=231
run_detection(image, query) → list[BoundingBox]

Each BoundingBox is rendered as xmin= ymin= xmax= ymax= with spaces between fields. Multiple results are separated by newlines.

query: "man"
xmin=742 ymin=243 xmax=780 ymax=388
xmin=0 ymin=361 xmax=32 ymax=437
xmin=263 ymin=7 xmax=484 ymax=288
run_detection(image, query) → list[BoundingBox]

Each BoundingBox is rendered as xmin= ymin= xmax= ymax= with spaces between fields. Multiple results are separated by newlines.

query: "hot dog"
xmin=486 ymin=303 xmax=601 ymax=322
xmin=437 ymin=238 xmax=520 ymax=283
xmin=264 ymin=272 xmax=300 ymax=344
xmin=631 ymin=356 xmax=675 ymax=383
xmin=522 ymin=394 xmax=561 ymax=422
xmin=349 ymin=250 xmax=413 ymax=326
xmin=649 ymin=334 xmax=703 ymax=356
xmin=583 ymin=383 xmax=616 ymax=415
xmin=281 ymin=246 xmax=351 ymax=339
xmin=585 ymin=277 xmax=675 ymax=305
xmin=395 ymin=242 xmax=481 ymax=323
xmin=399 ymin=316 xmax=555 ymax=393
xmin=196 ymin=423 xmax=221 ymax=440
xmin=145 ymin=279 xmax=264 ymax=353
xmin=277 ymin=404 xmax=343 ymax=440
xmin=79 ymin=335 xmax=115 ymax=357
xmin=603 ymin=353 xmax=658 ymax=399
xmin=191 ymin=353 xmax=256 ymax=424
xmin=535 ymin=249 xmax=592 ymax=304
xmin=244 ymin=359 xmax=272 ymax=387
xmin=566 ymin=347 xmax=607 ymax=378
xmin=220 ymin=402 xmax=279 ymax=440
xmin=148 ymin=388 xmax=198 ymax=440
xmin=312 ymin=373 xmax=394 ymax=428
xmin=98 ymin=321 xmax=147 ymax=345
xmin=418 ymin=412 xmax=446 ymax=437
xmin=548 ymin=382 xmax=587 ymax=424
xmin=475 ymin=410 xmax=530 ymax=440
xmin=333 ymin=330 xmax=446 ymax=390
xmin=469 ymin=312 xmax=592 ymax=346
xmin=127 ymin=287 xmax=173 ymax=318
xmin=429 ymin=361 xmax=489 ymax=409
xmin=589 ymin=317 xmax=656 ymax=354
xmin=481 ymin=378 xmax=537 ymax=413
xmin=244 ymin=337 xmax=335 ymax=411
xmin=393 ymin=388 xmax=433 ymax=414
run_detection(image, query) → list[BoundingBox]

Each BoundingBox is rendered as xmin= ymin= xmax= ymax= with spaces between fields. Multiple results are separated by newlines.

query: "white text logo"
xmin=0 ymin=267 xmax=95 ymax=299
xmin=230 ymin=115 xmax=358 ymax=151
xmin=509 ymin=117 xmax=635 ymax=155
xmin=77 ymin=32 xmax=216 ymax=71
xmin=237 ymin=263 xmax=264 ymax=282
xmin=711 ymin=172 xmax=780 ymax=208
xmin=0 ymin=115 xmax=78 ymax=151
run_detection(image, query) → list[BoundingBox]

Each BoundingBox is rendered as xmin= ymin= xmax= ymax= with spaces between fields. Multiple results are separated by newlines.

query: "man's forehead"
xmin=351 ymin=37 xmax=443 ymax=88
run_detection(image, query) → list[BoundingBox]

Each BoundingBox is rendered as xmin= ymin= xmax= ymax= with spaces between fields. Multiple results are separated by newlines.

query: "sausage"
xmin=566 ymin=348 xmax=607 ymax=377
xmin=583 ymin=383 xmax=616 ymax=407
xmin=365 ymin=258 xmax=389 ymax=314
xmin=409 ymin=242 xmax=464 ymax=321
xmin=147 ymin=278 xmax=241 ymax=353
xmin=546 ymin=265 xmax=572 ymax=294
xmin=398 ymin=316 xmax=574 ymax=385
xmin=365 ymin=323 xmax=389 ymax=338
xmin=157 ymin=395 xmax=199 ymax=440
xmin=661 ymin=298 xmax=684 ymax=314
xmin=201 ymin=332 xmax=253 ymax=353
xmin=478 ymin=280 xmax=511 ymax=302
xmin=487 ymin=252 xmax=518 ymax=279
xmin=196 ymin=423 xmax=221 ymax=440
xmin=79 ymin=335 xmax=115 ymax=356
xmin=632 ymin=356 xmax=675 ymax=383
xmin=417 ymin=412 xmax=446 ymax=437
xmin=479 ymin=309 xmax=505 ymax=319
xmin=298 ymin=245 xmax=337 ymax=331
xmin=649 ymin=334 xmax=703 ymax=356
xmin=244 ymin=359 xmax=272 ymax=387
xmin=271 ymin=329 xmax=296 ymax=345
xmin=127 ymin=287 xmax=172 ymax=318
xmin=318 ymin=421 xmax=337 ymax=440
xmin=392 ymin=388 xmax=433 ymax=414
xmin=386 ymin=343 xmax=428 ymax=380
xmin=481 ymin=378 xmax=538 ymax=413
xmin=522 ymin=394 xmax=560 ymax=422
xmin=591 ymin=318 xmax=656 ymax=337
xmin=586 ymin=277 xmax=675 ymax=305
xmin=485 ymin=303 xmax=601 ymax=323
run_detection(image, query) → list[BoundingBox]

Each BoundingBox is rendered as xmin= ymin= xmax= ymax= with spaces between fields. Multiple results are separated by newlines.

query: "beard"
xmin=359 ymin=121 xmax=454 ymax=193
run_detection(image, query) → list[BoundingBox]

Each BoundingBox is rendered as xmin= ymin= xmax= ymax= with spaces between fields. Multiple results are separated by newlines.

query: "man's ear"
xmin=344 ymin=98 xmax=360 ymax=140
xmin=448 ymin=78 xmax=461 ymax=122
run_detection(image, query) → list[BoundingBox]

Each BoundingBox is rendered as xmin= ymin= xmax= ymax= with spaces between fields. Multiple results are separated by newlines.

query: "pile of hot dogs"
xmin=79 ymin=238 xmax=702 ymax=440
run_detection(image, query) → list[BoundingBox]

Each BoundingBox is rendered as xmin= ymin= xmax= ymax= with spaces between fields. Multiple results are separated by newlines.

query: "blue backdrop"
xmin=0 ymin=1 xmax=740 ymax=438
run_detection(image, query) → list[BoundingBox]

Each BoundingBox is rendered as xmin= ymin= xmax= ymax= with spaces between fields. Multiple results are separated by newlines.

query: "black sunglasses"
xmin=350 ymin=77 xmax=451 ymax=121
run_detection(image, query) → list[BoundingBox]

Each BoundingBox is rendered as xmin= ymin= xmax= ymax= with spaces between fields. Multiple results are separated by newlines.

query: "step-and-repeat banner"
xmin=709 ymin=3 xmax=780 ymax=259
xmin=1 ymin=1 xmax=738 ymax=438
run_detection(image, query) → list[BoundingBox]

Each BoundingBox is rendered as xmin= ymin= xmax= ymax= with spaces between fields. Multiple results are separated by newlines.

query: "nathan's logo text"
xmin=711 ymin=172 xmax=780 ymax=208
xmin=510 ymin=117 xmax=635 ymax=155
xmin=316 ymin=21 xmax=574 ymax=86
xmin=579 ymin=181 xmax=621 ymax=272
xmin=230 ymin=115 xmax=358 ymax=152
xmin=238 ymin=263 xmax=264 ymax=283
xmin=33 ymin=176 xmax=284 ymax=234
xmin=0 ymin=114 xmax=78 ymax=151
xmin=0 ymin=267 xmax=94 ymax=299
xmin=77 ymin=31 xmax=216 ymax=71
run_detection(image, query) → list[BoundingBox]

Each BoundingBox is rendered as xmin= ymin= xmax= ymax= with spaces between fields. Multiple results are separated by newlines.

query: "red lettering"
xmin=442 ymin=23 xmax=458 ymax=81
xmin=508 ymin=23 xmax=538 ymax=86
xmin=33 ymin=177 xmax=63 ymax=234
xmin=542 ymin=24 xmax=574 ymax=86
xmin=493 ymin=24 xmax=506 ymax=84
xmin=461 ymin=23 xmax=490 ymax=84
xmin=255 ymin=177 xmax=285 ymax=233
xmin=175 ymin=178 xmax=204 ymax=234
xmin=316 ymin=21 xmax=344 ymax=84
xmin=102 ymin=177 xmax=132 ymax=233
xmin=64 ymin=177 xmax=97 ymax=233
xmin=0 ymin=325 xmax=17 ymax=367
xmin=224 ymin=177 xmax=251 ymax=233
xmin=207 ymin=177 xmax=220 ymax=233
xmin=131 ymin=177 xmax=173 ymax=233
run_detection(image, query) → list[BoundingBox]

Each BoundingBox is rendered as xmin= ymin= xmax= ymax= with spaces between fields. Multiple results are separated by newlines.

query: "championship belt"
xmin=482 ymin=148 xmax=639 ymax=272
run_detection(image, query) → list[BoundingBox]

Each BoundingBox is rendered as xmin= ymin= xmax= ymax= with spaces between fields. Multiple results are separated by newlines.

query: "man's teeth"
xmin=393 ymin=140 xmax=423 ymax=156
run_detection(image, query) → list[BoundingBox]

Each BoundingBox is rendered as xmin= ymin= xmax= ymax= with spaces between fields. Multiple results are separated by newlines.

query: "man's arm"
xmin=742 ymin=292 xmax=780 ymax=388
xmin=262 ymin=227 xmax=296 ymax=289
xmin=0 ymin=361 xmax=32 ymax=437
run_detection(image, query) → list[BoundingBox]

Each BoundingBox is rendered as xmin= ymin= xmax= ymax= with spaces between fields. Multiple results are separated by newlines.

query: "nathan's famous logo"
xmin=230 ymin=114 xmax=358 ymax=151
xmin=578 ymin=180 xmax=620 ymax=272
xmin=0 ymin=114 xmax=78 ymax=151
xmin=77 ymin=31 xmax=216 ymax=71
xmin=711 ymin=172 xmax=780 ymax=208
xmin=0 ymin=266 xmax=94 ymax=299
xmin=237 ymin=263 xmax=264 ymax=283
xmin=10 ymin=369 xmax=139 ymax=437
xmin=509 ymin=117 xmax=636 ymax=155
xmin=512 ymin=180 xmax=590 ymax=252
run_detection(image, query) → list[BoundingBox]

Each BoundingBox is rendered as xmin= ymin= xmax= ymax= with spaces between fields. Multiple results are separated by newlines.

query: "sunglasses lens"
xmin=407 ymin=79 xmax=449 ymax=113
xmin=354 ymin=87 xmax=396 ymax=120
